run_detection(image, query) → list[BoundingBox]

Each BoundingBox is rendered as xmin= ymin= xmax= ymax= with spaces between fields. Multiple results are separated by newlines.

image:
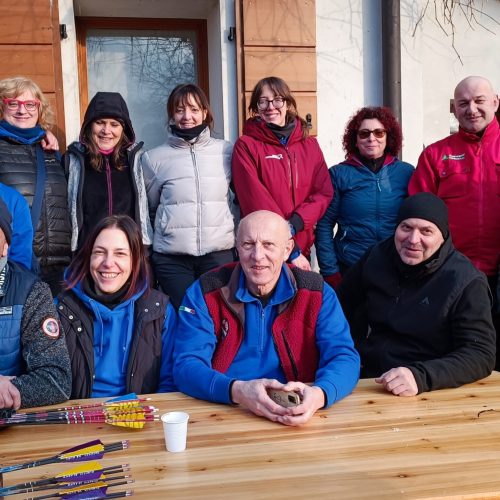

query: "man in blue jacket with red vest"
xmin=173 ymin=210 xmax=360 ymax=426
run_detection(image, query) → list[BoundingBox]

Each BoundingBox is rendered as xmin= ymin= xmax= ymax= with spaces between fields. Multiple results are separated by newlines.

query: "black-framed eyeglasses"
xmin=357 ymin=128 xmax=386 ymax=139
xmin=257 ymin=97 xmax=285 ymax=110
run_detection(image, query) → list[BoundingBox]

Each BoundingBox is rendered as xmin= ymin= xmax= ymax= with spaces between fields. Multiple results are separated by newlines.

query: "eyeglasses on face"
xmin=357 ymin=128 xmax=386 ymax=139
xmin=257 ymin=97 xmax=285 ymax=110
xmin=2 ymin=98 xmax=40 ymax=112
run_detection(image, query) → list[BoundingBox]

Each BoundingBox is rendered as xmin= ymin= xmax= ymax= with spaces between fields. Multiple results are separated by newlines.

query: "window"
xmin=76 ymin=18 xmax=208 ymax=149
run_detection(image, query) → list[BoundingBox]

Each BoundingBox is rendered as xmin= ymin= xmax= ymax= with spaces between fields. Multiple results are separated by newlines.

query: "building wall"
xmin=316 ymin=0 xmax=499 ymax=167
xmin=401 ymin=0 xmax=499 ymax=164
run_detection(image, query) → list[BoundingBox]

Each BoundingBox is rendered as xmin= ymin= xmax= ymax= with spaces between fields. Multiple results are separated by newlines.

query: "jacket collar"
xmin=242 ymin=118 xmax=303 ymax=146
xmin=457 ymin=118 xmax=499 ymax=144
xmin=344 ymin=154 xmax=396 ymax=169
xmin=222 ymin=263 xmax=296 ymax=305
xmin=391 ymin=234 xmax=454 ymax=279
xmin=167 ymin=125 xmax=212 ymax=148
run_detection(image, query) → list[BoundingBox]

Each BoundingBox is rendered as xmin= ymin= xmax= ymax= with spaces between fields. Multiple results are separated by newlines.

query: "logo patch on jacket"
xmin=0 ymin=306 xmax=13 ymax=315
xmin=221 ymin=318 xmax=229 ymax=339
xmin=179 ymin=305 xmax=196 ymax=315
xmin=42 ymin=317 xmax=60 ymax=338
xmin=442 ymin=153 xmax=465 ymax=161
xmin=265 ymin=154 xmax=283 ymax=160
xmin=419 ymin=297 xmax=430 ymax=307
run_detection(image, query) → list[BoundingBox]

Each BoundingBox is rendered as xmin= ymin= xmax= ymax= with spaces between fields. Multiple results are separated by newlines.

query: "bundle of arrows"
xmin=0 ymin=394 xmax=158 ymax=429
xmin=0 ymin=461 xmax=133 ymax=498
xmin=0 ymin=439 xmax=129 ymax=474
xmin=0 ymin=441 xmax=135 ymax=499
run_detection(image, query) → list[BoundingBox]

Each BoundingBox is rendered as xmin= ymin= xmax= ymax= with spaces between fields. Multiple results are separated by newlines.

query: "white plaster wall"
xmin=316 ymin=0 xmax=384 ymax=167
xmin=219 ymin=1 xmax=238 ymax=143
xmin=401 ymin=0 xmax=500 ymax=165
xmin=59 ymin=0 xmax=81 ymax=144
xmin=316 ymin=0 xmax=366 ymax=166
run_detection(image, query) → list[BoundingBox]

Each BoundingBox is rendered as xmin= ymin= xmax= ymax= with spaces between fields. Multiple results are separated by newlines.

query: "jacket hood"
xmin=80 ymin=92 xmax=135 ymax=144
xmin=242 ymin=117 xmax=303 ymax=145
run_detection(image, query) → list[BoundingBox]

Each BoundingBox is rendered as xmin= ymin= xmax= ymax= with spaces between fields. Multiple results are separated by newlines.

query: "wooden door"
xmin=0 ymin=0 xmax=66 ymax=147
xmin=235 ymin=0 xmax=317 ymax=135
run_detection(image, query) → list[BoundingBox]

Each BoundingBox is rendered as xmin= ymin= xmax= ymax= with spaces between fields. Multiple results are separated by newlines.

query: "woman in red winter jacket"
xmin=231 ymin=76 xmax=332 ymax=270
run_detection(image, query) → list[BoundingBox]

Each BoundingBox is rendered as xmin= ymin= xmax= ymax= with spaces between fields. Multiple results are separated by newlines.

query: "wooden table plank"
xmin=2 ymin=374 xmax=500 ymax=499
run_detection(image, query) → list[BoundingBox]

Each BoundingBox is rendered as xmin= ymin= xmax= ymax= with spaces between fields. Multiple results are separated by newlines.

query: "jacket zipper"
xmin=284 ymin=146 xmax=297 ymax=207
xmin=105 ymin=156 xmax=113 ymax=215
xmin=191 ymin=144 xmax=202 ymax=255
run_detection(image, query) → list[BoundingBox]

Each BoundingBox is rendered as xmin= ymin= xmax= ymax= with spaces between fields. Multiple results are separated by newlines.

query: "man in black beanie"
xmin=0 ymin=201 xmax=71 ymax=410
xmin=337 ymin=192 xmax=495 ymax=397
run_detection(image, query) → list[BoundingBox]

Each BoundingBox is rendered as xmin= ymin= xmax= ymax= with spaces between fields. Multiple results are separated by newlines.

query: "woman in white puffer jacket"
xmin=141 ymin=84 xmax=237 ymax=308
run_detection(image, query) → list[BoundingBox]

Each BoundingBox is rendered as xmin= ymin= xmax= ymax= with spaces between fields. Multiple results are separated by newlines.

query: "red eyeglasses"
xmin=2 ymin=98 xmax=40 ymax=112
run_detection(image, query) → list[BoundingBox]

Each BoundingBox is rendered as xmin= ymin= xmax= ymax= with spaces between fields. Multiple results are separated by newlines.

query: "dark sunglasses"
xmin=357 ymin=128 xmax=386 ymax=139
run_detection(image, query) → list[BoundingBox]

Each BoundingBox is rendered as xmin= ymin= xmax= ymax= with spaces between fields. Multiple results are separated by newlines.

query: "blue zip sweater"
xmin=67 ymin=283 xmax=176 ymax=397
xmin=174 ymin=265 xmax=360 ymax=407
xmin=316 ymin=155 xmax=414 ymax=276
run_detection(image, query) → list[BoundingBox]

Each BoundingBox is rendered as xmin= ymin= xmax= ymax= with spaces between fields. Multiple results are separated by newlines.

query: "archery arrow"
xmin=0 ymin=439 xmax=129 ymax=474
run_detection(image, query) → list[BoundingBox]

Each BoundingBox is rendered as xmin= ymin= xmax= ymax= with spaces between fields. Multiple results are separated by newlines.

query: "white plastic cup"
xmin=161 ymin=411 xmax=190 ymax=452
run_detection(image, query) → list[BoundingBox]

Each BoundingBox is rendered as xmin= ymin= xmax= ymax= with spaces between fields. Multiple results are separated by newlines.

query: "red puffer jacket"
xmin=409 ymin=119 xmax=500 ymax=276
xmin=231 ymin=118 xmax=332 ymax=256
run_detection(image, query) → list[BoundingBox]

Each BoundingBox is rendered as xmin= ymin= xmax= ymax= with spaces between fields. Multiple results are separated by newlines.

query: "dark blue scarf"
xmin=0 ymin=120 xmax=46 ymax=144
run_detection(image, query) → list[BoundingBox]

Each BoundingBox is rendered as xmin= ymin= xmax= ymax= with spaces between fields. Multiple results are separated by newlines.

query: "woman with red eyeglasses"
xmin=0 ymin=76 xmax=71 ymax=295
xmin=315 ymin=107 xmax=414 ymax=289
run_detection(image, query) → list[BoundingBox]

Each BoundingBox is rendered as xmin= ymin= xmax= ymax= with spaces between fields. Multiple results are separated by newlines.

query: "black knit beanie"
xmin=396 ymin=192 xmax=449 ymax=238
xmin=0 ymin=197 xmax=12 ymax=244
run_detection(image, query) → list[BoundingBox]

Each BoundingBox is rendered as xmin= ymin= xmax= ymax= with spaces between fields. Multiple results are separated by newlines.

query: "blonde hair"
xmin=0 ymin=76 xmax=54 ymax=130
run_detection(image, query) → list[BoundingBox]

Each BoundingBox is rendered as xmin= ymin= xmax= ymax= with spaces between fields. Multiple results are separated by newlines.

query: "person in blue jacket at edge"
xmin=0 ymin=182 xmax=33 ymax=269
xmin=174 ymin=210 xmax=360 ymax=426
xmin=56 ymin=214 xmax=176 ymax=398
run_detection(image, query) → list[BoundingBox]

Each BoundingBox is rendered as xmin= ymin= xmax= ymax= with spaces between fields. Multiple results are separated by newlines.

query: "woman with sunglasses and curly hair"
xmin=231 ymin=76 xmax=332 ymax=271
xmin=316 ymin=107 xmax=414 ymax=289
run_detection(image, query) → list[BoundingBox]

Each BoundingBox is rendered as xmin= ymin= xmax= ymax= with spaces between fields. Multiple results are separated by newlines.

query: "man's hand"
xmin=375 ymin=367 xmax=418 ymax=396
xmin=291 ymin=253 xmax=311 ymax=271
xmin=41 ymin=130 xmax=59 ymax=151
xmin=275 ymin=382 xmax=325 ymax=426
xmin=0 ymin=375 xmax=21 ymax=409
xmin=231 ymin=379 xmax=292 ymax=422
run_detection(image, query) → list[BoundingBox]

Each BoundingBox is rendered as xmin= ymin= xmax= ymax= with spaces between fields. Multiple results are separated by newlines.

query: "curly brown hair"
xmin=342 ymin=106 xmax=402 ymax=158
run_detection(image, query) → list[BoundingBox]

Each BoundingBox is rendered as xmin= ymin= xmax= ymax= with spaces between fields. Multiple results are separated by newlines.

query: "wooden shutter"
xmin=0 ymin=0 xmax=66 ymax=147
xmin=235 ymin=0 xmax=317 ymax=135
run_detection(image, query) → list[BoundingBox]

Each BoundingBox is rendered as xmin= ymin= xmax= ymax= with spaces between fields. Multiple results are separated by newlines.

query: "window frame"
xmin=75 ymin=16 xmax=209 ymax=121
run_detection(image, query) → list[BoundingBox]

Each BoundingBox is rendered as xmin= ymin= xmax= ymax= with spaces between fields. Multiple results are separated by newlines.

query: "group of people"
xmin=0 ymin=72 xmax=498 ymax=427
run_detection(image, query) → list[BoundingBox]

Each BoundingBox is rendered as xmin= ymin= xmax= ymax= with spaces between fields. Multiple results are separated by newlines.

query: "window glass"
xmin=87 ymin=29 xmax=198 ymax=149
